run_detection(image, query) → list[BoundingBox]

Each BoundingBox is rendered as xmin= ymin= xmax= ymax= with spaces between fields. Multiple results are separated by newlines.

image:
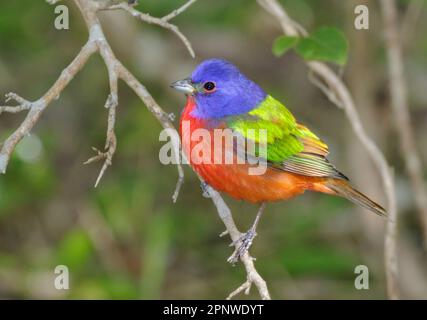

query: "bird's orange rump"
xmin=180 ymin=96 xmax=329 ymax=203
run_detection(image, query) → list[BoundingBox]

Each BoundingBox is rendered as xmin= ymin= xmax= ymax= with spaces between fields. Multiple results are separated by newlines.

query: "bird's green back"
xmin=226 ymin=95 xmax=347 ymax=180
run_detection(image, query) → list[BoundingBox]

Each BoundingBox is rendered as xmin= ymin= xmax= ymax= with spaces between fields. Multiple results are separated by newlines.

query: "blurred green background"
xmin=0 ymin=0 xmax=426 ymax=299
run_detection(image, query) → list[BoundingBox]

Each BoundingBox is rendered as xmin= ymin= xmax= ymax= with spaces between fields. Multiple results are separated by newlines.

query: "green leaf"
xmin=295 ymin=27 xmax=349 ymax=65
xmin=272 ymin=36 xmax=299 ymax=57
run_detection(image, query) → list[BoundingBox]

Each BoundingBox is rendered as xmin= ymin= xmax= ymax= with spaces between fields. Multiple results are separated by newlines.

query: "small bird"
xmin=171 ymin=59 xmax=386 ymax=261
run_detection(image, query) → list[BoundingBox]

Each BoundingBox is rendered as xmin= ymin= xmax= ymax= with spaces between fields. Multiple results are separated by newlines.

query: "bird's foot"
xmin=227 ymin=229 xmax=257 ymax=264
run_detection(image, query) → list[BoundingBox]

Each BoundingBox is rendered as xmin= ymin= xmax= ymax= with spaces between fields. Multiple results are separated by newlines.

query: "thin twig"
xmin=205 ymin=185 xmax=271 ymax=300
xmin=83 ymin=23 xmax=120 ymax=187
xmin=78 ymin=0 xmax=269 ymax=299
xmin=257 ymin=0 xmax=399 ymax=299
xmin=0 ymin=41 xmax=98 ymax=173
xmin=109 ymin=2 xmax=195 ymax=58
xmin=116 ymin=55 xmax=270 ymax=297
xmin=308 ymin=71 xmax=344 ymax=109
xmin=161 ymin=0 xmax=198 ymax=22
xmin=227 ymin=279 xmax=252 ymax=300
xmin=115 ymin=60 xmax=186 ymax=202
xmin=0 ymin=0 xmax=270 ymax=300
xmin=0 ymin=93 xmax=32 ymax=114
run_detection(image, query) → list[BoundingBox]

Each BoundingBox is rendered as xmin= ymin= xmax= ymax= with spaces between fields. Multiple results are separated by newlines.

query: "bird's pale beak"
xmin=170 ymin=78 xmax=196 ymax=95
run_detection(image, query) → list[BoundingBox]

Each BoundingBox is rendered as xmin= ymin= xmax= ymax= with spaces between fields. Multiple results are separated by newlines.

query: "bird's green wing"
xmin=226 ymin=95 xmax=347 ymax=180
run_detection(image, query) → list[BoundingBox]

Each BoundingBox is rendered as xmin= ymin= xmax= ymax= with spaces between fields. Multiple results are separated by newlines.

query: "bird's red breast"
xmin=179 ymin=97 xmax=329 ymax=203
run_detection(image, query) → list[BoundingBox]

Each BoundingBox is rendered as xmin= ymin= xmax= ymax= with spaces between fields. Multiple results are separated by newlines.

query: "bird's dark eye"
xmin=203 ymin=81 xmax=216 ymax=92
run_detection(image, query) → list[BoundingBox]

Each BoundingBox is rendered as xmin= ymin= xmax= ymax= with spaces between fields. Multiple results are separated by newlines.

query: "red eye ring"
xmin=203 ymin=81 xmax=216 ymax=92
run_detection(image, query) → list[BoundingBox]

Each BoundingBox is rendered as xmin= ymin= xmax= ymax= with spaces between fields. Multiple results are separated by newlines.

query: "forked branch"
xmin=257 ymin=0 xmax=399 ymax=299
xmin=380 ymin=0 xmax=427 ymax=249
xmin=0 ymin=0 xmax=270 ymax=300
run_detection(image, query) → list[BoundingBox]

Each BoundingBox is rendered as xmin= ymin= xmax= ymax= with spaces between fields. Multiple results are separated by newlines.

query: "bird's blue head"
xmin=171 ymin=59 xmax=266 ymax=119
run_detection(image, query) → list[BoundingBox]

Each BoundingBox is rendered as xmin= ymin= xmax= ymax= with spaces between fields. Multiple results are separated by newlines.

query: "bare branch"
xmin=227 ymin=279 xmax=252 ymax=300
xmin=1 ymin=0 xmax=270 ymax=299
xmin=84 ymin=27 xmax=119 ymax=187
xmin=172 ymin=174 xmax=184 ymax=203
xmin=161 ymin=0 xmax=198 ymax=22
xmin=77 ymin=0 xmax=270 ymax=299
xmin=381 ymin=0 xmax=427 ymax=251
xmin=258 ymin=0 xmax=399 ymax=299
xmin=115 ymin=60 xmax=186 ymax=201
xmin=83 ymin=132 xmax=117 ymax=187
xmin=205 ymin=185 xmax=271 ymax=300
xmin=0 ymin=41 xmax=98 ymax=174
xmin=0 ymin=93 xmax=32 ymax=115
xmin=109 ymin=2 xmax=196 ymax=58
xmin=307 ymin=71 xmax=344 ymax=109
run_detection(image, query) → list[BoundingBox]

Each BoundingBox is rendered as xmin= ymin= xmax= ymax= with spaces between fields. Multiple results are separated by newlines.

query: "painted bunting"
xmin=171 ymin=59 xmax=386 ymax=260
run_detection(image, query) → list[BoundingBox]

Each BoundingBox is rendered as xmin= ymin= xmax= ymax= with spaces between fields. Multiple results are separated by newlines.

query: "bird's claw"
xmin=227 ymin=229 xmax=257 ymax=264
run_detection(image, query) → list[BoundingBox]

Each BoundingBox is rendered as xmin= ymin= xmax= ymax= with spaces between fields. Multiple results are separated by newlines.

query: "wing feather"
xmin=226 ymin=95 xmax=347 ymax=180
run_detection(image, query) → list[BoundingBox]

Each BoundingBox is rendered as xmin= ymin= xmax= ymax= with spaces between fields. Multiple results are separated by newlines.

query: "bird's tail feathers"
xmin=315 ymin=179 xmax=387 ymax=217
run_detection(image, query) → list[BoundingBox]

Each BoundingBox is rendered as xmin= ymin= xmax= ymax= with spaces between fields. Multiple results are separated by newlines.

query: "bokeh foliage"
xmin=0 ymin=0 xmax=426 ymax=299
